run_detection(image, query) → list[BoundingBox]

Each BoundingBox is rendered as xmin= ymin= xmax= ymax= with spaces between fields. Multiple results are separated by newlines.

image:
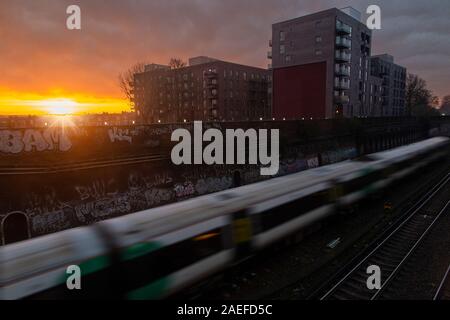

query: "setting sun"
xmin=34 ymin=98 xmax=79 ymax=115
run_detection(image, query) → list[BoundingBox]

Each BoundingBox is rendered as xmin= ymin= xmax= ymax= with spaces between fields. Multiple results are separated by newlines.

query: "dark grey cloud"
xmin=0 ymin=0 xmax=448 ymax=99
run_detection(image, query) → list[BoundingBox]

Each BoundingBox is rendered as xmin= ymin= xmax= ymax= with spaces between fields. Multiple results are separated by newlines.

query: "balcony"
xmin=334 ymin=94 xmax=350 ymax=104
xmin=361 ymin=39 xmax=371 ymax=48
xmin=336 ymin=22 xmax=352 ymax=35
xmin=204 ymin=70 xmax=218 ymax=79
xmin=335 ymin=51 xmax=351 ymax=63
xmin=334 ymin=79 xmax=350 ymax=90
xmin=267 ymin=50 xmax=272 ymax=59
xmin=336 ymin=37 xmax=351 ymax=49
xmin=206 ymin=80 xmax=218 ymax=88
xmin=335 ymin=65 xmax=350 ymax=76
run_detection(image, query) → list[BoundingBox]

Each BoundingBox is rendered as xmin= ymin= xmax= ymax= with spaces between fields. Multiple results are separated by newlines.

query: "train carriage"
xmin=1 ymin=137 xmax=448 ymax=300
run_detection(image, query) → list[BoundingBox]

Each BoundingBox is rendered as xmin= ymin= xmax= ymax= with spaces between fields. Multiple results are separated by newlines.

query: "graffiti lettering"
xmin=108 ymin=127 xmax=133 ymax=143
xmin=74 ymin=196 xmax=131 ymax=223
xmin=0 ymin=128 xmax=72 ymax=154
xmin=174 ymin=182 xmax=195 ymax=198
xmin=75 ymin=179 xmax=118 ymax=201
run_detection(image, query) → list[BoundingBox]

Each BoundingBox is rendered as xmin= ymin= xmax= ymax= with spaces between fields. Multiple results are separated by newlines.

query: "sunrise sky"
xmin=0 ymin=0 xmax=449 ymax=115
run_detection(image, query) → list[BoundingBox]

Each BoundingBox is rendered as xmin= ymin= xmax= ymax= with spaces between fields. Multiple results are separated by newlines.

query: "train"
xmin=1 ymin=137 xmax=449 ymax=300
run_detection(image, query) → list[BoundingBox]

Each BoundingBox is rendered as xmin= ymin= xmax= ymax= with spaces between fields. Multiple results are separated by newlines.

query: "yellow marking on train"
xmin=233 ymin=218 xmax=252 ymax=243
xmin=194 ymin=232 xmax=219 ymax=241
xmin=330 ymin=185 xmax=344 ymax=201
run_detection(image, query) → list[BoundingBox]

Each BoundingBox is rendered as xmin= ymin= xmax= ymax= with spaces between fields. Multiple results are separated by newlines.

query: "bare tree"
xmin=169 ymin=58 xmax=187 ymax=69
xmin=405 ymin=74 xmax=439 ymax=116
xmin=118 ymin=62 xmax=147 ymax=107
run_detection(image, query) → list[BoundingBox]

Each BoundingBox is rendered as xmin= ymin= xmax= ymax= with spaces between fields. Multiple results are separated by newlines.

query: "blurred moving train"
xmin=1 ymin=137 xmax=449 ymax=300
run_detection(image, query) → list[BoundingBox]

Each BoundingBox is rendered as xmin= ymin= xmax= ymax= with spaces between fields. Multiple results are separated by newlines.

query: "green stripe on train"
xmin=79 ymin=256 xmax=110 ymax=275
xmin=127 ymin=277 xmax=171 ymax=300
xmin=361 ymin=167 xmax=374 ymax=175
xmin=121 ymin=242 xmax=162 ymax=261
xmin=58 ymin=255 xmax=110 ymax=284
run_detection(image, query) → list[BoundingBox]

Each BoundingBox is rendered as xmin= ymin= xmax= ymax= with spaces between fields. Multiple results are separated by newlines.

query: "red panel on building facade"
xmin=273 ymin=61 xmax=327 ymax=119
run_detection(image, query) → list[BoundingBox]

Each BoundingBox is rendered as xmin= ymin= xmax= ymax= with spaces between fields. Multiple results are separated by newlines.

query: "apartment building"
xmin=133 ymin=57 xmax=270 ymax=123
xmin=370 ymin=54 xmax=407 ymax=116
xmin=270 ymin=7 xmax=373 ymax=119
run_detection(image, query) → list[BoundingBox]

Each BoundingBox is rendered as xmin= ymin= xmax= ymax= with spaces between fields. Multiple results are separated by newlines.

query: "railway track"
xmin=433 ymin=264 xmax=450 ymax=300
xmin=0 ymin=154 xmax=168 ymax=175
xmin=191 ymin=162 xmax=450 ymax=300
xmin=319 ymin=173 xmax=450 ymax=300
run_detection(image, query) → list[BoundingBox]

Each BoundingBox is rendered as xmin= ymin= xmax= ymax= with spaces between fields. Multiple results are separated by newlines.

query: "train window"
xmin=120 ymin=228 xmax=223 ymax=291
xmin=339 ymin=170 xmax=383 ymax=194
xmin=383 ymin=164 xmax=397 ymax=177
xmin=258 ymin=191 xmax=329 ymax=232
xmin=395 ymin=157 xmax=416 ymax=171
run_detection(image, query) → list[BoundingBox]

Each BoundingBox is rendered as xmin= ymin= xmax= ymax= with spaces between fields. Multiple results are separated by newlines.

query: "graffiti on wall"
xmin=0 ymin=128 xmax=72 ymax=154
xmin=75 ymin=179 xmax=119 ymax=201
xmin=108 ymin=127 xmax=135 ymax=143
xmin=1 ymin=142 xmax=360 ymax=239
xmin=31 ymin=207 xmax=75 ymax=235
xmin=195 ymin=177 xmax=233 ymax=195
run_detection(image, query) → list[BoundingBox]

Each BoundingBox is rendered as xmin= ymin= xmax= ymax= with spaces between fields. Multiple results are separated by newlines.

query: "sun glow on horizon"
xmin=0 ymin=89 xmax=131 ymax=116
xmin=33 ymin=98 xmax=79 ymax=115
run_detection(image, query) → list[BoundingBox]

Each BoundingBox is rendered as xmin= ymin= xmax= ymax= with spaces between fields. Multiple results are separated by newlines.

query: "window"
xmin=258 ymin=191 xmax=329 ymax=232
xmin=315 ymin=49 xmax=322 ymax=56
xmin=280 ymin=44 xmax=286 ymax=54
xmin=315 ymin=36 xmax=322 ymax=43
xmin=286 ymin=55 xmax=292 ymax=62
xmin=280 ymin=31 xmax=285 ymax=41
